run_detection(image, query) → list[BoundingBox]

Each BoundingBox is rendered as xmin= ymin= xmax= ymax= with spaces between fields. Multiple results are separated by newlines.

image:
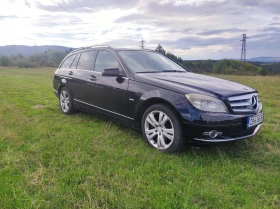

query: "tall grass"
xmin=0 ymin=68 xmax=279 ymax=208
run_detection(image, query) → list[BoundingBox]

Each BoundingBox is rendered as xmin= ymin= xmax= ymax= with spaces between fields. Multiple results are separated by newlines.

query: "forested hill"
xmin=0 ymin=45 xmax=71 ymax=56
xmin=247 ymin=57 xmax=280 ymax=63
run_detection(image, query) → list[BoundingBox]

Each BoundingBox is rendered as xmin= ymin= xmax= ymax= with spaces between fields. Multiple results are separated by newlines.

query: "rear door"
xmin=69 ymin=50 xmax=97 ymax=105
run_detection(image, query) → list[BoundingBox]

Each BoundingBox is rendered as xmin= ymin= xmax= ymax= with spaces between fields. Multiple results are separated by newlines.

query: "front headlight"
xmin=185 ymin=93 xmax=228 ymax=113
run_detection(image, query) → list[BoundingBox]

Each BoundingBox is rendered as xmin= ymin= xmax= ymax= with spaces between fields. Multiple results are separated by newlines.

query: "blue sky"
xmin=0 ymin=0 xmax=279 ymax=59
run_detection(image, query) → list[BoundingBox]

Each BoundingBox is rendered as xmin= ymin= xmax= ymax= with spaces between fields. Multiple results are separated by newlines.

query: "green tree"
xmin=0 ymin=56 xmax=10 ymax=66
xmin=165 ymin=52 xmax=178 ymax=62
xmin=260 ymin=68 xmax=268 ymax=76
xmin=213 ymin=60 xmax=261 ymax=75
xmin=182 ymin=61 xmax=195 ymax=71
xmin=155 ymin=44 xmax=166 ymax=55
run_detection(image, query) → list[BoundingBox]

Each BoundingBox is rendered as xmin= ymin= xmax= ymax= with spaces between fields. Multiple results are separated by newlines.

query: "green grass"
xmin=0 ymin=68 xmax=279 ymax=208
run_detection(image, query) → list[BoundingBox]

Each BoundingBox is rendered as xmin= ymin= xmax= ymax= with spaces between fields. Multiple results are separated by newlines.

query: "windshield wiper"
xmin=136 ymin=71 xmax=159 ymax=73
xmin=161 ymin=70 xmax=186 ymax=72
xmin=136 ymin=70 xmax=186 ymax=74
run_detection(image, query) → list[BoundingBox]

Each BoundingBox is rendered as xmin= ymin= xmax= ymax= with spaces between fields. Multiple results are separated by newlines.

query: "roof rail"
xmin=71 ymin=45 xmax=111 ymax=53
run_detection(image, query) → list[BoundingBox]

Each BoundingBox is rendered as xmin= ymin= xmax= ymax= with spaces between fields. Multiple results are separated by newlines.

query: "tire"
xmin=141 ymin=103 xmax=186 ymax=153
xmin=59 ymin=87 xmax=74 ymax=115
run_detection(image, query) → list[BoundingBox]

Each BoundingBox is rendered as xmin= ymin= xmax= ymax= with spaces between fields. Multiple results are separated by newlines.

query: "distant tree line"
xmin=0 ymin=49 xmax=70 ymax=68
xmin=155 ymin=44 xmax=280 ymax=75
xmin=257 ymin=62 xmax=280 ymax=75
xmin=1 ymin=45 xmax=280 ymax=75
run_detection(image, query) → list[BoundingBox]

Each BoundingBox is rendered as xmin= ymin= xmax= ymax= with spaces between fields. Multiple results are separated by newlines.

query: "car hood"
xmin=134 ymin=72 xmax=256 ymax=97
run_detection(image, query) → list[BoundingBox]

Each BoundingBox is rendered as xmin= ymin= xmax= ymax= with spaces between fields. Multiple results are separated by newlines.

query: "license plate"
xmin=247 ymin=112 xmax=264 ymax=128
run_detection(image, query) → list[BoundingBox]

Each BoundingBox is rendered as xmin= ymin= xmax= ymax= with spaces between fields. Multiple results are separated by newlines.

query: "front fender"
xmin=134 ymin=88 xmax=194 ymax=122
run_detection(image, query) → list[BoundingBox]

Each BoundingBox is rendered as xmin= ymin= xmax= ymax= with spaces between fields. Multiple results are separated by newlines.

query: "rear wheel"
xmin=141 ymin=104 xmax=185 ymax=153
xmin=59 ymin=87 xmax=74 ymax=115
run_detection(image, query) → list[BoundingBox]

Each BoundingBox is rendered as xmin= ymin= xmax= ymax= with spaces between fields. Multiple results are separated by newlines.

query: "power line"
xmin=232 ymin=40 xmax=241 ymax=49
xmin=72 ymin=0 xmax=118 ymax=33
xmin=78 ymin=0 xmax=140 ymax=43
xmin=50 ymin=0 xmax=98 ymax=33
xmin=72 ymin=0 xmax=100 ymax=23
xmin=95 ymin=0 xmax=125 ymax=31
xmin=96 ymin=0 xmax=108 ymax=12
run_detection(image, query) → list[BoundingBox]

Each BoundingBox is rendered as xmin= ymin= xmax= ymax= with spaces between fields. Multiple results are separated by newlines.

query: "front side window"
xmin=60 ymin=54 xmax=77 ymax=68
xmin=77 ymin=51 xmax=96 ymax=71
xmin=94 ymin=51 xmax=120 ymax=72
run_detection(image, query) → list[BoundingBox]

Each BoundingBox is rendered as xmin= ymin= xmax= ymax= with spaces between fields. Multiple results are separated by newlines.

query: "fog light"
xmin=203 ymin=130 xmax=223 ymax=139
xmin=209 ymin=130 xmax=218 ymax=138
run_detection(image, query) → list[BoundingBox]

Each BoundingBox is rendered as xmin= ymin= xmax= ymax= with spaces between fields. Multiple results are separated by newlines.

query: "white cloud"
xmin=0 ymin=0 xmax=279 ymax=59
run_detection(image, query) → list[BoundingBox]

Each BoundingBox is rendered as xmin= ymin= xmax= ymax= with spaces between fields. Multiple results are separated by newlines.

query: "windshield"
xmin=118 ymin=50 xmax=187 ymax=73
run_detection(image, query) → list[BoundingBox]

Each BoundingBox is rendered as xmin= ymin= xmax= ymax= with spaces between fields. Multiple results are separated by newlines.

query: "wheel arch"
xmin=57 ymin=85 xmax=75 ymax=104
xmin=137 ymin=97 xmax=183 ymax=123
xmin=58 ymin=85 xmax=66 ymax=94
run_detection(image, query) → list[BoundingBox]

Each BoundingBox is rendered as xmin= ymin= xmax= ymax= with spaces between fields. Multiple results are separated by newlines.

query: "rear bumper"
xmin=53 ymin=89 xmax=58 ymax=98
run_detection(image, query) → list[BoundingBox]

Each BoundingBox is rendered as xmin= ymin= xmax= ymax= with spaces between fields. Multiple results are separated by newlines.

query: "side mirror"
xmin=102 ymin=68 xmax=122 ymax=77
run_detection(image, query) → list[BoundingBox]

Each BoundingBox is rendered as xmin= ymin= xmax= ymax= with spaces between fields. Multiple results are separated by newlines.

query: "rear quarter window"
xmin=60 ymin=54 xmax=77 ymax=68
xmin=70 ymin=53 xmax=81 ymax=69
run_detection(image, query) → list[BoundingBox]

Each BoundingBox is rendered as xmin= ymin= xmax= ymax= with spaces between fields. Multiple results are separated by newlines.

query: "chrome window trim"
xmin=56 ymin=72 xmax=129 ymax=82
xmin=58 ymin=75 xmax=72 ymax=80
xmin=194 ymin=124 xmax=261 ymax=142
xmin=60 ymin=48 xmax=129 ymax=78
xmin=74 ymin=99 xmax=134 ymax=120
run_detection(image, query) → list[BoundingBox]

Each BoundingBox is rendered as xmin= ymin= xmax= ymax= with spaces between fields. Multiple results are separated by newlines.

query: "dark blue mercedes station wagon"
xmin=53 ymin=46 xmax=264 ymax=153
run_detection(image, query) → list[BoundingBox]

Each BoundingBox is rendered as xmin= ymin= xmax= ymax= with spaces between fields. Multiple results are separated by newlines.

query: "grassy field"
xmin=0 ymin=68 xmax=279 ymax=209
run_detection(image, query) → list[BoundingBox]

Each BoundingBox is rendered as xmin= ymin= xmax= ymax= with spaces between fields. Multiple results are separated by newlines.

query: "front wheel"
xmin=141 ymin=104 xmax=186 ymax=153
xmin=59 ymin=87 xmax=74 ymax=115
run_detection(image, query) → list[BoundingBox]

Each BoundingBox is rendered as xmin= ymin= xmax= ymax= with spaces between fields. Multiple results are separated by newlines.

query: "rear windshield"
xmin=118 ymin=51 xmax=186 ymax=73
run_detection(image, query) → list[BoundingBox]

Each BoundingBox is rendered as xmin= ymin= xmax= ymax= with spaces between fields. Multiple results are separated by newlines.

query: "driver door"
xmin=88 ymin=50 xmax=130 ymax=119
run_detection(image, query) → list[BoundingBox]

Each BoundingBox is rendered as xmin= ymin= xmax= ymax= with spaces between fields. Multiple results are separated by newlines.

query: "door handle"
xmin=89 ymin=75 xmax=97 ymax=81
xmin=68 ymin=71 xmax=73 ymax=75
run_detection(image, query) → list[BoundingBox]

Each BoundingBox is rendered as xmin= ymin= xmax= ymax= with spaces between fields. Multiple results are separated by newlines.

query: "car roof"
xmin=115 ymin=48 xmax=154 ymax=52
xmin=70 ymin=45 xmax=154 ymax=54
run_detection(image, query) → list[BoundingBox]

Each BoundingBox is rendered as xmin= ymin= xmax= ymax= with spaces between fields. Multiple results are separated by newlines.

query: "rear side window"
xmin=94 ymin=51 xmax=120 ymax=72
xmin=60 ymin=54 xmax=76 ymax=68
xmin=77 ymin=51 xmax=96 ymax=71
xmin=70 ymin=53 xmax=81 ymax=69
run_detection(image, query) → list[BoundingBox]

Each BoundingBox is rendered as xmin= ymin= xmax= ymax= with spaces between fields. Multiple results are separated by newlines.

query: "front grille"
xmin=228 ymin=93 xmax=260 ymax=113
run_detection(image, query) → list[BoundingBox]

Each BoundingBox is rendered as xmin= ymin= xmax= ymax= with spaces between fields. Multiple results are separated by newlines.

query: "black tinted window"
xmin=70 ymin=53 xmax=81 ymax=69
xmin=118 ymin=51 xmax=186 ymax=73
xmin=77 ymin=51 xmax=96 ymax=71
xmin=95 ymin=51 xmax=120 ymax=72
xmin=60 ymin=54 xmax=76 ymax=68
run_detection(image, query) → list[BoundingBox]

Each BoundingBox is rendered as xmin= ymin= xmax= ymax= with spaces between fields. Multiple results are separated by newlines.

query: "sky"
xmin=0 ymin=0 xmax=279 ymax=59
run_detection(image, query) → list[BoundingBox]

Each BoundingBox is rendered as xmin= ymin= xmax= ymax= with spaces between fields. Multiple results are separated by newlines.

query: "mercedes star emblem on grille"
xmin=252 ymin=95 xmax=258 ymax=108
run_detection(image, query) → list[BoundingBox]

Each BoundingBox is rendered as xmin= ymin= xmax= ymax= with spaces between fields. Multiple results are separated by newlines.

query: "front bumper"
xmin=182 ymin=112 xmax=263 ymax=143
xmin=193 ymin=124 xmax=261 ymax=142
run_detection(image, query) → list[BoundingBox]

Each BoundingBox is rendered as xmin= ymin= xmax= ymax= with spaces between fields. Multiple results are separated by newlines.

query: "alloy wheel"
xmin=144 ymin=110 xmax=175 ymax=150
xmin=60 ymin=90 xmax=70 ymax=113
